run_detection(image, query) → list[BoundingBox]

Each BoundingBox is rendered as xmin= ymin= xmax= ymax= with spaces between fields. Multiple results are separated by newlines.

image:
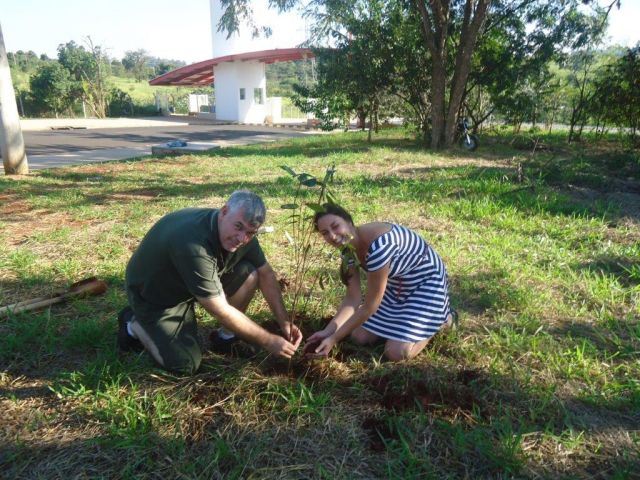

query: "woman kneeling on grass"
xmin=306 ymin=204 xmax=455 ymax=361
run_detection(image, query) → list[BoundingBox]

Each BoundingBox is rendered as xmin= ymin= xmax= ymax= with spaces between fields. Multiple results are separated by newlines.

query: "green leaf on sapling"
xmin=300 ymin=178 xmax=318 ymax=187
xmin=280 ymin=165 xmax=297 ymax=177
xmin=306 ymin=203 xmax=325 ymax=213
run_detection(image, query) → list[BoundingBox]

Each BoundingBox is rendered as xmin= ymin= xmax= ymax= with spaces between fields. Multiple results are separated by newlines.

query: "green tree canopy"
xmin=122 ymin=49 xmax=151 ymax=81
xmin=28 ymin=62 xmax=74 ymax=116
xmin=590 ymin=45 xmax=640 ymax=136
xmin=57 ymin=39 xmax=109 ymax=117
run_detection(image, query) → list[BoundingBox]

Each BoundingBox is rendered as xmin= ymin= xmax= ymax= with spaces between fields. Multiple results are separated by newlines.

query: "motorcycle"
xmin=457 ymin=117 xmax=479 ymax=151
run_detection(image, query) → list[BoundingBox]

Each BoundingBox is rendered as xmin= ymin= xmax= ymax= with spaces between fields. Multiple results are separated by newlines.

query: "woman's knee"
xmin=384 ymin=342 xmax=412 ymax=362
xmin=384 ymin=338 xmax=430 ymax=362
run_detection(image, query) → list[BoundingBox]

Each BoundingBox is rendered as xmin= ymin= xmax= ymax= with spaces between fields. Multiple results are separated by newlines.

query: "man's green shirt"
xmin=126 ymin=208 xmax=266 ymax=308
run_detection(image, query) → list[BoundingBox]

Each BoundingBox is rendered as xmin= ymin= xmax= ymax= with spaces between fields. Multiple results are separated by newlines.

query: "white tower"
xmin=209 ymin=0 xmax=306 ymax=123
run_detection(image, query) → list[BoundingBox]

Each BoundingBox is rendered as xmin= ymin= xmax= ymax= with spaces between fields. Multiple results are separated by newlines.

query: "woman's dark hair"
xmin=313 ymin=203 xmax=354 ymax=231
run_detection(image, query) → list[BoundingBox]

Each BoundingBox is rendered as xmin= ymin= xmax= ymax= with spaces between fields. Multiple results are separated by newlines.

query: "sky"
xmin=1 ymin=0 xmax=638 ymax=65
xmin=0 ymin=0 xmax=307 ymax=64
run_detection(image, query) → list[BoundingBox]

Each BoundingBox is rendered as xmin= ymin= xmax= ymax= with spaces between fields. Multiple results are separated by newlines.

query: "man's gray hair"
xmin=226 ymin=190 xmax=266 ymax=227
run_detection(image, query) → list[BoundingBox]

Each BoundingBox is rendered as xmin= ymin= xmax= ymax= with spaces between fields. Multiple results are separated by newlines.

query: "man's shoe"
xmin=117 ymin=306 xmax=143 ymax=352
xmin=209 ymin=330 xmax=257 ymax=358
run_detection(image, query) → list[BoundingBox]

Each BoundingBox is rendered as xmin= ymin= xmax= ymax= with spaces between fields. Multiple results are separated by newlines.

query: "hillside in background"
xmin=8 ymin=48 xmax=314 ymax=119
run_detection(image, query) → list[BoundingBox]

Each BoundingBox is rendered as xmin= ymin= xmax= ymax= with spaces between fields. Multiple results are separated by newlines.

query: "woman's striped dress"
xmin=361 ymin=224 xmax=451 ymax=343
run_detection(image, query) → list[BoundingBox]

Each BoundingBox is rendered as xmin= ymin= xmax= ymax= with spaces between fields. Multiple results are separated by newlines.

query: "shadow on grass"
xmin=357 ymin=361 xmax=639 ymax=478
xmin=573 ymin=255 xmax=640 ymax=287
xmin=2 ymin=352 xmax=638 ymax=479
xmin=1 ymin=270 xmax=638 ymax=478
xmin=0 ymin=177 xmax=298 ymax=224
xmin=360 ymin=165 xmax=638 ymax=222
xmin=547 ymin=318 xmax=640 ymax=364
xmin=0 ymin=274 xmax=126 ymax=368
xmin=449 ymin=269 xmax=531 ymax=316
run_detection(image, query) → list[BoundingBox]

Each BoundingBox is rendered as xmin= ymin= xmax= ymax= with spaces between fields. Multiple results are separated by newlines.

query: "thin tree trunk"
xmin=0 ymin=23 xmax=28 ymax=174
xmin=16 ymin=90 xmax=24 ymax=116
xmin=374 ymin=99 xmax=379 ymax=134
xmin=548 ymin=103 xmax=557 ymax=133
xmin=430 ymin=60 xmax=447 ymax=148
xmin=568 ymin=58 xmax=592 ymax=144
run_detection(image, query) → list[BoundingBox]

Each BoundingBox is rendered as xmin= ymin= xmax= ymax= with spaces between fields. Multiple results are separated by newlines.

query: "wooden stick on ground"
xmin=0 ymin=277 xmax=108 ymax=316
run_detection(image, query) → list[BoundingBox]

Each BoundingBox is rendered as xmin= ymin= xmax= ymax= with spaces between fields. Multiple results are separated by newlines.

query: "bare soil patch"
xmin=0 ymin=195 xmax=32 ymax=216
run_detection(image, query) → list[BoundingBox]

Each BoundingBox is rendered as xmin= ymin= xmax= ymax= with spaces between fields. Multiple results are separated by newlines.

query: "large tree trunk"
xmin=445 ymin=0 xmax=490 ymax=146
xmin=414 ymin=0 xmax=490 ymax=148
xmin=414 ymin=0 xmax=449 ymax=148
xmin=0 ymin=23 xmax=28 ymax=175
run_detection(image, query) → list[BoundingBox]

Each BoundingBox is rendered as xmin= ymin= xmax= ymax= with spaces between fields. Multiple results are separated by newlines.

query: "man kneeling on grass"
xmin=117 ymin=190 xmax=302 ymax=374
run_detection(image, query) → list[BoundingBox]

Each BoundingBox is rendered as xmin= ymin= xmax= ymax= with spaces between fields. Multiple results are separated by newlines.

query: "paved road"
xmin=23 ymin=124 xmax=309 ymax=155
xmin=3 ymin=118 xmax=313 ymax=171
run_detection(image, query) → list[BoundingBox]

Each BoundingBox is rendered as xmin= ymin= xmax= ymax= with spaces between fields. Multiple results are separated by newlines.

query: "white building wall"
xmin=266 ymin=97 xmax=282 ymax=123
xmin=238 ymin=61 xmax=266 ymax=123
xmin=214 ymin=63 xmax=239 ymax=121
xmin=214 ymin=61 xmax=266 ymax=123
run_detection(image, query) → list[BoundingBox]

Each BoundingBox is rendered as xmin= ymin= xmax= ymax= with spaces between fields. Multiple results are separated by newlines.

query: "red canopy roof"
xmin=149 ymin=48 xmax=314 ymax=86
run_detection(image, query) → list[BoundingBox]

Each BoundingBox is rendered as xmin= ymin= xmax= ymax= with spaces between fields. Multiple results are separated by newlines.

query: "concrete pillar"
xmin=0 ymin=23 xmax=28 ymax=175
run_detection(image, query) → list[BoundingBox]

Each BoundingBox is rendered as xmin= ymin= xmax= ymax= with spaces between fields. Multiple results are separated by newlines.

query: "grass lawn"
xmin=1 ymin=129 xmax=638 ymax=478
xmin=110 ymin=76 xmax=199 ymax=105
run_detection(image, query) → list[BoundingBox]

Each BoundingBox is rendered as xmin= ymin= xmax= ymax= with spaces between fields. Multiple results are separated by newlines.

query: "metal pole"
xmin=0 ymin=22 xmax=29 ymax=174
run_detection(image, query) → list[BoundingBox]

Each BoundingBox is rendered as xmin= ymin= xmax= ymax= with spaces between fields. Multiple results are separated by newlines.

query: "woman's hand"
xmin=304 ymin=329 xmax=337 ymax=358
xmin=314 ymin=334 xmax=337 ymax=357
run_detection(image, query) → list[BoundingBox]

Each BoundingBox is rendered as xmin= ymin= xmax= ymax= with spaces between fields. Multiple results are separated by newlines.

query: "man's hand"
xmin=198 ymin=295 xmax=297 ymax=357
xmin=264 ymin=334 xmax=299 ymax=359
xmin=280 ymin=322 xmax=303 ymax=349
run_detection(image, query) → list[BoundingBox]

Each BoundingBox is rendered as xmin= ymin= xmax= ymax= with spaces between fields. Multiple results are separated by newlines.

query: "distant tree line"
xmin=266 ymin=60 xmax=316 ymax=97
xmin=9 ymin=42 xmax=185 ymax=118
xmin=9 ymin=42 xmax=315 ymax=119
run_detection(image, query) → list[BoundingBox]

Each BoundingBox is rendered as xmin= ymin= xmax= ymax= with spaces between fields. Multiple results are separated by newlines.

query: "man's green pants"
xmin=126 ymin=261 xmax=255 ymax=374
